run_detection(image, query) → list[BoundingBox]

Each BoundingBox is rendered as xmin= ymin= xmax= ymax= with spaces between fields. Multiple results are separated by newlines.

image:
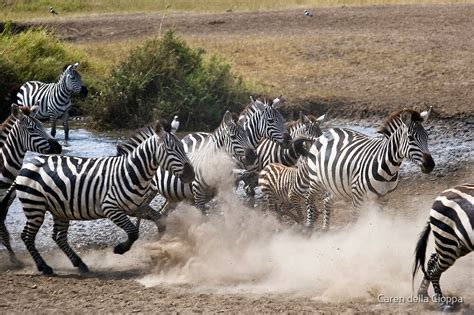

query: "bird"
xmin=49 ymin=6 xmax=58 ymax=15
xmin=171 ymin=115 xmax=180 ymax=134
xmin=304 ymin=10 xmax=313 ymax=17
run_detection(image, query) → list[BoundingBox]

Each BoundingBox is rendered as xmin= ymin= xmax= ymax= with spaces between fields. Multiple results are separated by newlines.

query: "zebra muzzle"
xmin=421 ymin=153 xmax=435 ymax=174
xmin=47 ymin=139 xmax=62 ymax=154
xmin=180 ymin=163 xmax=195 ymax=183
xmin=281 ymin=133 xmax=292 ymax=149
xmin=244 ymin=148 xmax=257 ymax=165
xmin=79 ymin=86 xmax=89 ymax=99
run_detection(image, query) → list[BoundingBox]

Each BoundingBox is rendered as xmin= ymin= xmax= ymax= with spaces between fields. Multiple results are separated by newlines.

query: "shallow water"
xmin=2 ymin=121 xmax=473 ymax=252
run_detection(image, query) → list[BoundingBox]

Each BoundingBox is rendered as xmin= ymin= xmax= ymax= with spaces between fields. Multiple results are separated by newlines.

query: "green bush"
xmin=90 ymin=31 xmax=249 ymax=131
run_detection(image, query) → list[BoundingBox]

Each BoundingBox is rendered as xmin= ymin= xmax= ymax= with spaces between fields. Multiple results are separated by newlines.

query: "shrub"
xmin=90 ymin=31 xmax=249 ymax=131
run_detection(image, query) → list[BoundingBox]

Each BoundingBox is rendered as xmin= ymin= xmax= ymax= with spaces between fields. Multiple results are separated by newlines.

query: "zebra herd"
xmin=0 ymin=64 xmax=472 ymax=310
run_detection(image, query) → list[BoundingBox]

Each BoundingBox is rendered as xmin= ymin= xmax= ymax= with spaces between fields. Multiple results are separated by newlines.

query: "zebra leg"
xmin=21 ymin=211 xmax=53 ymax=275
xmin=425 ymin=253 xmax=456 ymax=310
xmin=105 ymin=210 xmax=139 ymax=255
xmin=135 ymin=205 xmax=167 ymax=239
xmin=322 ymin=194 xmax=334 ymax=231
xmin=52 ymin=218 xmax=89 ymax=273
xmin=304 ymin=188 xmax=319 ymax=232
xmin=50 ymin=116 xmax=57 ymax=138
xmin=0 ymin=196 xmax=23 ymax=267
xmin=62 ymin=111 xmax=70 ymax=141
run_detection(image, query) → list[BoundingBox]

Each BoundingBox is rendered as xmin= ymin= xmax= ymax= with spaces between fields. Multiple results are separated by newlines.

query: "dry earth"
xmin=24 ymin=4 xmax=474 ymax=119
xmin=1 ymin=4 xmax=473 ymax=314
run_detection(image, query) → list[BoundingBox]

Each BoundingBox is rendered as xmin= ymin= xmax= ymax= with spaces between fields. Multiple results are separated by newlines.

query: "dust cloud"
xmin=132 ymin=151 xmax=472 ymax=302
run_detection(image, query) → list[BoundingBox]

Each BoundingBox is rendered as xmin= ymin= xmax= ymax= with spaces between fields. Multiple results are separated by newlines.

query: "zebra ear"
xmin=271 ymin=95 xmax=283 ymax=108
xmin=11 ymin=103 xmax=24 ymax=119
xmin=420 ymin=106 xmax=432 ymax=122
xmin=30 ymin=105 xmax=39 ymax=116
xmin=223 ymin=111 xmax=233 ymax=126
xmin=152 ymin=120 xmax=163 ymax=134
xmin=73 ymin=62 xmax=80 ymax=69
xmin=400 ymin=109 xmax=412 ymax=125
xmin=316 ymin=114 xmax=325 ymax=124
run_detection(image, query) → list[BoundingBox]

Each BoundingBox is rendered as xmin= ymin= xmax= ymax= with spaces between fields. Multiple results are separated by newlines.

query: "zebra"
xmin=118 ymin=111 xmax=257 ymax=220
xmin=13 ymin=120 xmax=194 ymax=275
xmin=239 ymin=110 xmax=324 ymax=204
xmin=16 ymin=62 xmax=88 ymax=141
xmin=258 ymin=139 xmax=317 ymax=229
xmin=413 ymin=183 xmax=473 ymax=311
xmin=0 ymin=104 xmax=62 ymax=266
xmin=307 ymin=108 xmax=435 ymax=230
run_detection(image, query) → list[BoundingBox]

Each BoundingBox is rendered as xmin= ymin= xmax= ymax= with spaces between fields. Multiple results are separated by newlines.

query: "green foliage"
xmin=91 ymin=31 xmax=249 ymax=131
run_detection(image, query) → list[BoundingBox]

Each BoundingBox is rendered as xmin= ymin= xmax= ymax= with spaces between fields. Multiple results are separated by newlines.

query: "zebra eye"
xmin=268 ymin=118 xmax=274 ymax=123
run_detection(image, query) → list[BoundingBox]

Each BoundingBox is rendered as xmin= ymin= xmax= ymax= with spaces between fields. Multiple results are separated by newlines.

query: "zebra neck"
xmin=289 ymin=123 xmax=304 ymax=138
xmin=378 ymin=127 xmax=406 ymax=176
xmin=0 ymin=124 xmax=26 ymax=184
xmin=56 ymin=74 xmax=74 ymax=95
xmin=210 ymin=124 xmax=227 ymax=150
xmin=125 ymin=137 xmax=161 ymax=182
xmin=245 ymin=113 xmax=265 ymax=148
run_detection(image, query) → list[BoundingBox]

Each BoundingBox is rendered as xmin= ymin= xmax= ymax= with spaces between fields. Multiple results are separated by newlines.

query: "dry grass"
xmin=2 ymin=0 xmax=472 ymax=20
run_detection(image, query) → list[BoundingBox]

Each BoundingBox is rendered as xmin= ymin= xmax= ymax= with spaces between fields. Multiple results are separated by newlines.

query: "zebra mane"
xmin=286 ymin=115 xmax=319 ymax=129
xmin=378 ymin=109 xmax=423 ymax=136
xmin=116 ymin=121 xmax=161 ymax=156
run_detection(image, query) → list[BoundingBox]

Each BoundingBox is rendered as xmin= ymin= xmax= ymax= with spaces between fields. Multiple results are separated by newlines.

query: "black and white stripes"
xmin=307 ymin=108 xmax=435 ymax=230
xmin=16 ymin=63 xmax=88 ymax=140
xmin=413 ymin=183 xmax=473 ymax=310
xmin=0 ymin=104 xmax=62 ymax=265
xmin=14 ymin=121 xmax=194 ymax=274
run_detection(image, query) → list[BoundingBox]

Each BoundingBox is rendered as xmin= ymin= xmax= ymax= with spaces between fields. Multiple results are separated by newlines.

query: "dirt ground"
xmin=2 ymin=4 xmax=473 ymax=314
xmin=25 ymin=3 xmax=474 ymax=120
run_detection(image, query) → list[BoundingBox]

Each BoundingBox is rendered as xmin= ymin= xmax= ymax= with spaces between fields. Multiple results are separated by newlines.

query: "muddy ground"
xmin=1 ymin=4 xmax=473 ymax=314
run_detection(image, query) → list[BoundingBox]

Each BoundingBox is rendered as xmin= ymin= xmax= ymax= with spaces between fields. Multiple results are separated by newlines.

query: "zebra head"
xmin=289 ymin=111 xmax=325 ymax=141
xmin=244 ymin=96 xmax=292 ymax=149
xmin=221 ymin=111 xmax=257 ymax=166
xmin=63 ymin=63 xmax=88 ymax=98
xmin=157 ymin=121 xmax=195 ymax=183
xmin=11 ymin=104 xmax=62 ymax=154
xmin=398 ymin=108 xmax=435 ymax=174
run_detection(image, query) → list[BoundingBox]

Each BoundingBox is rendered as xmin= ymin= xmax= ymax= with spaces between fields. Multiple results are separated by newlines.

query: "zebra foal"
xmin=16 ymin=62 xmax=88 ymax=140
xmin=14 ymin=121 xmax=194 ymax=275
xmin=258 ymin=139 xmax=317 ymax=229
xmin=413 ymin=183 xmax=473 ymax=311
xmin=307 ymin=108 xmax=435 ymax=230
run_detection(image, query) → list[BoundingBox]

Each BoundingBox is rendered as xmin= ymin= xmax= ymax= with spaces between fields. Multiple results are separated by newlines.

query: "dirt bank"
xmin=22 ymin=4 xmax=474 ymax=120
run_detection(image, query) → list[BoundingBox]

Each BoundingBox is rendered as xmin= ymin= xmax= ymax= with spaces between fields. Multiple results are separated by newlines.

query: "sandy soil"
xmin=1 ymin=4 xmax=473 ymax=314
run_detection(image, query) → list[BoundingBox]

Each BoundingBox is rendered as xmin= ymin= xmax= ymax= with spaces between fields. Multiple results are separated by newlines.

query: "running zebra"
xmin=119 ymin=111 xmax=257 ymax=218
xmin=307 ymin=108 xmax=435 ymax=230
xmin=0 ymin=104 xmax=62 ymax=266
xmin=413 ymin=183 xmax=473 ymax=310
xmin=16 ymin=62 xmax=88 ymax=140
xmin=258 ymin=140 xmax=317 ymax=229
xmin=14 ymin=121 xmax=194 ymax=275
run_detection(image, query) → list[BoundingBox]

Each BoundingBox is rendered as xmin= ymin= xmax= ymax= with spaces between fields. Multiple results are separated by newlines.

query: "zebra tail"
xmin=412 ymin=221 xmax=431 ymax=292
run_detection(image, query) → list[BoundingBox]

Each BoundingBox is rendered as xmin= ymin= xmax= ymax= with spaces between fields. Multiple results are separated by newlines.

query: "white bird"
xmin=171 ymin=115 xmax=179 ymax=134
xmin=49 ymin=6 xmax=58 ymax=15
xmin=304 ymin=10 xmax=313 ymax=17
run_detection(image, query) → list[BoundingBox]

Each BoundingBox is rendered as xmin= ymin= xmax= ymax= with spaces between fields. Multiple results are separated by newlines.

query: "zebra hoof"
xmin=39 ymin=264 xmax=54 ymax=276
xmin=113 ymin=243 xmax=129 ymax=255
xmin=78 ymin=262 xmax=90 ymax=274
xmin=439 ymin=303 xmax=457 ymax=312
xmin=10 ymin=256 xmax=24 ymax=269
